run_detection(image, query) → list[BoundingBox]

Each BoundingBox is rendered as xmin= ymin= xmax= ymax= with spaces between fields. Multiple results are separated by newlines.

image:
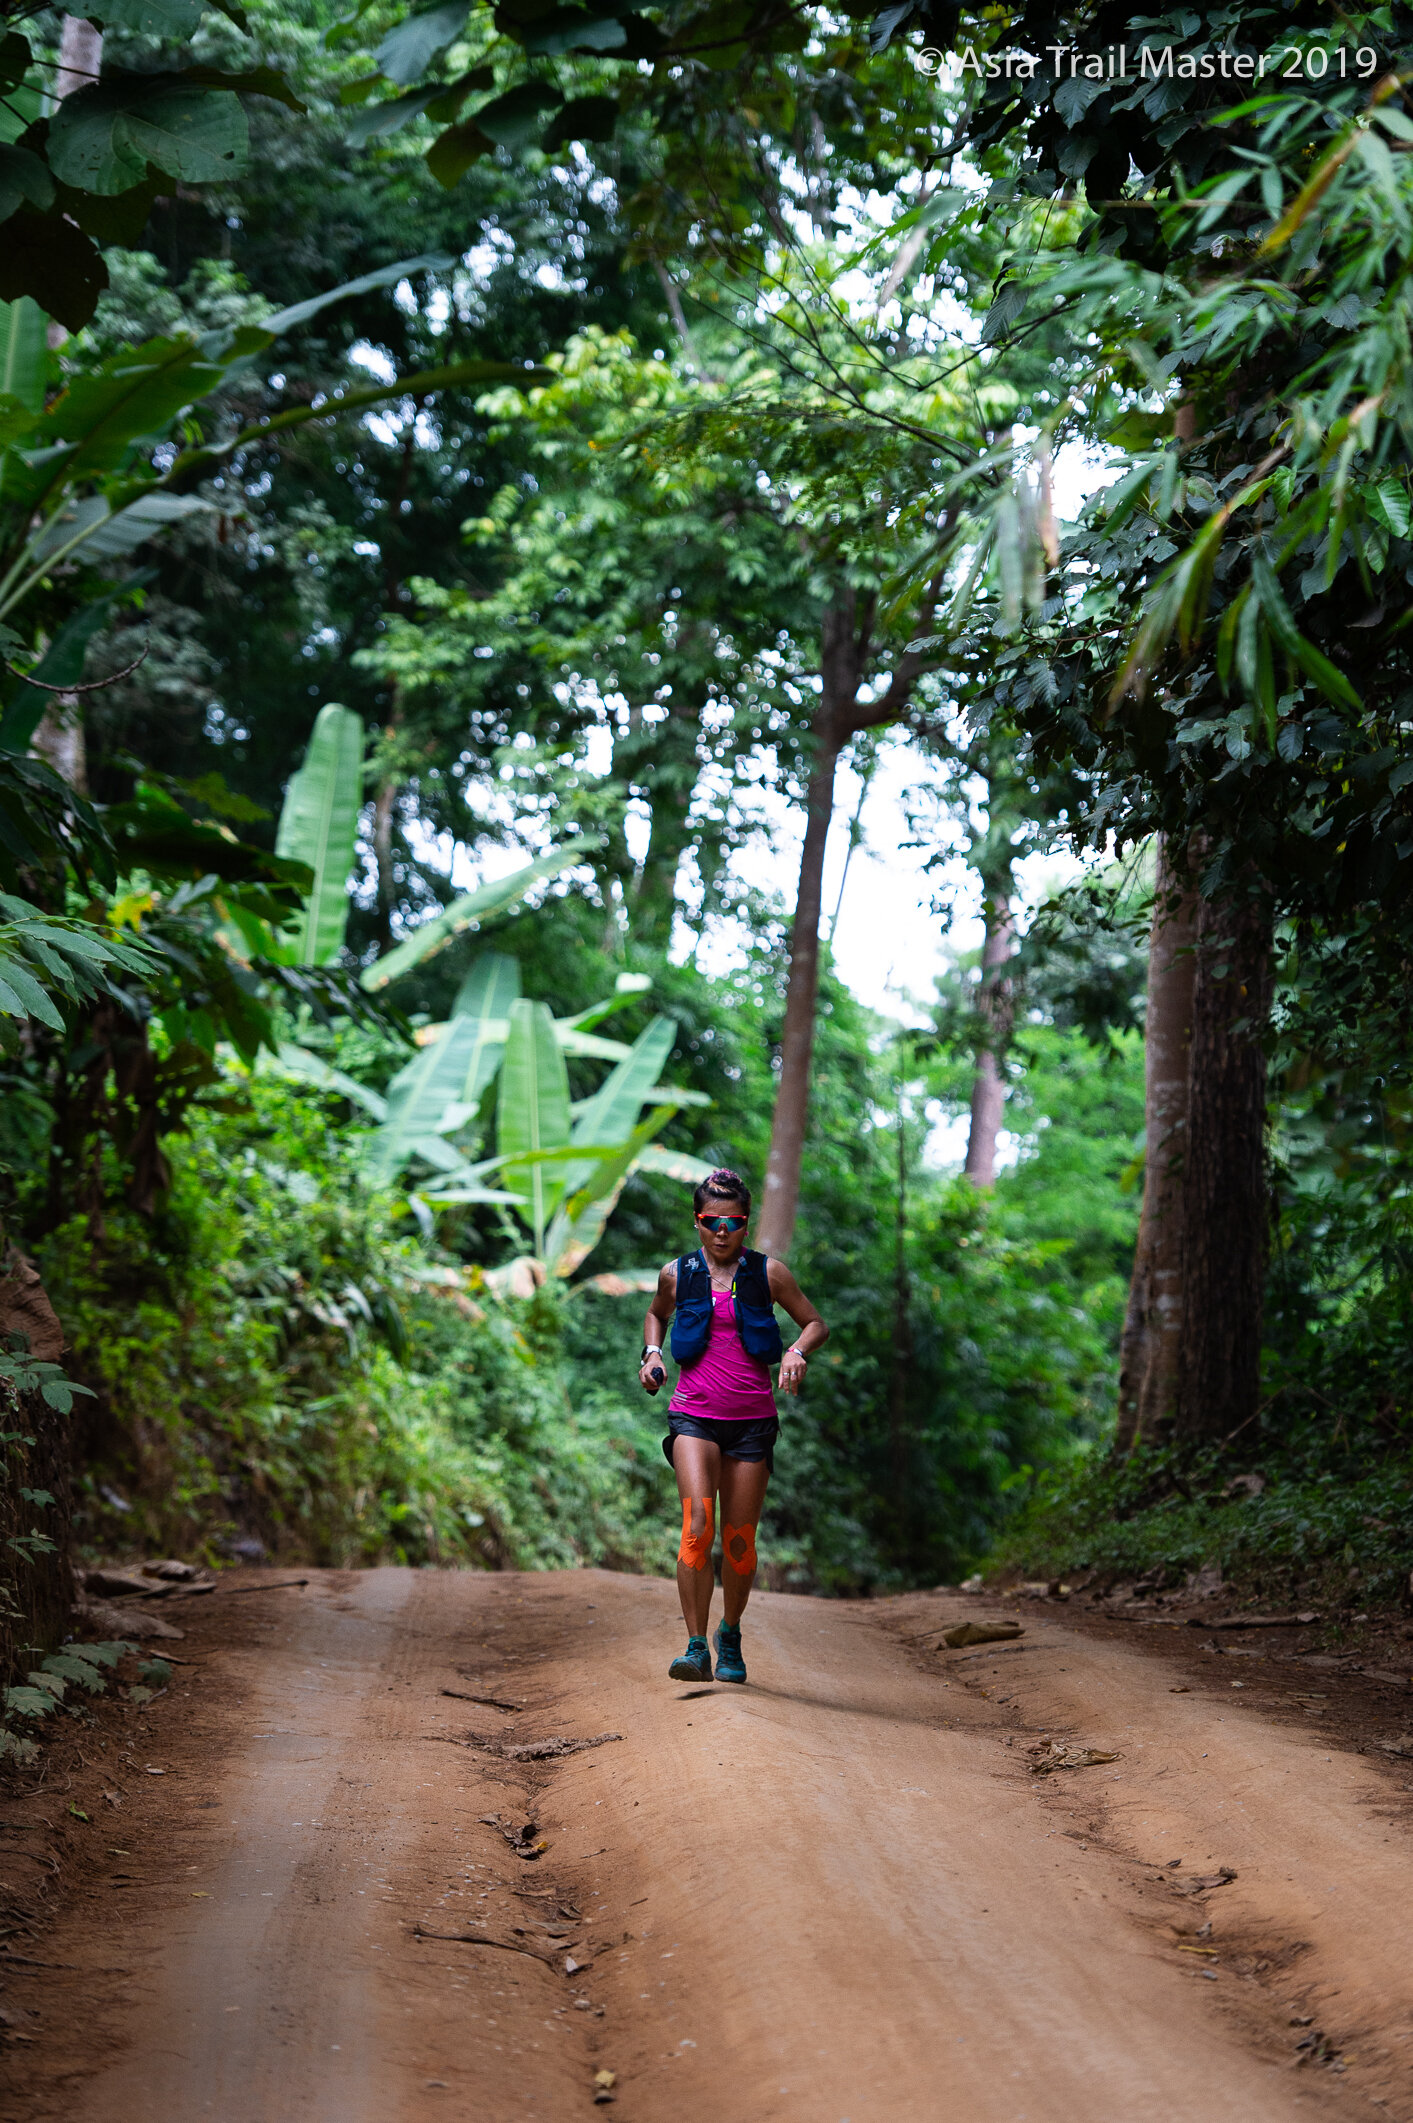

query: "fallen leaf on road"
xmin=410 ymin=1924 xmax=561 ymax=1967
xmin=1173 ymin=1867 xmax=1237 ymax=1895
xmin=594 ymin=2070 xmax=616 ymax=2089
xmin=1170 ymin=1686 xmax=1191 ymax=1694
xmin=944 ymin=1622 xmax=1024 ymax=1650
xmin=1376 ymin=1735 xmax=1413 ymax=1757
xmin=1195 ymin=1613 xmax=1318 ymax=1631
xmin=1027 ymin=1740 xmax=1118 ymax=1775
xmin=500 ymin=1733 xmax=622 ymax=1763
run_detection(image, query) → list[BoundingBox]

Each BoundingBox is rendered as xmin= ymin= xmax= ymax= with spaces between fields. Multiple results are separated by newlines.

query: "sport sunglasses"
xmin=697 ymin=1212 xmax=748 ymax=1234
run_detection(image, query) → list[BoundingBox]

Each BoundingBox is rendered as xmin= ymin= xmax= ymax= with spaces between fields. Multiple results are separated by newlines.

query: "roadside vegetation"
xmin=3 ymin=0 xmax=1413 ymax=1772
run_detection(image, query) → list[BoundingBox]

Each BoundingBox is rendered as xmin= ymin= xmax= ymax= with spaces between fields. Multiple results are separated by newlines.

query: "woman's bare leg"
xmin=717 ymin=1454 xmax=770 ymax=1626
xmin=671 ymin=1434 xmax=721 ymax=1637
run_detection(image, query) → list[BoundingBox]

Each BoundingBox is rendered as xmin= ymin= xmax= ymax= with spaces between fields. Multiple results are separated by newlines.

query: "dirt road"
xmin=6 ymin=1566 xmax=1413 ymax=2122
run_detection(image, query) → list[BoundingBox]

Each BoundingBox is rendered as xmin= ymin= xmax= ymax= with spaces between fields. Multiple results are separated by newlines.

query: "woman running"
xmin=639 ymin=1167 xmax=828 ymax=1685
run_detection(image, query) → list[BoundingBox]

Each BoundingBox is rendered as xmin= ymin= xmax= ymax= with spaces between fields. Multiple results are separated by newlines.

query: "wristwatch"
xmin=641 ymin=1345 xmax=664 ymax=1366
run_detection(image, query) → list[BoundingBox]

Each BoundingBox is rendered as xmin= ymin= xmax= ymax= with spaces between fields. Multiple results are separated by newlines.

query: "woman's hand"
xmin=778 ymin=1347 xmax=807 ymax=1397
xmin=640 ymin=1351 xmax=667 ymax=1395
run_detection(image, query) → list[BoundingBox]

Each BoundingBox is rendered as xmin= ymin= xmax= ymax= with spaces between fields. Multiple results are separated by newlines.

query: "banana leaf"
xmin=542 ymin=1107 xmax=673 ymax=1280
xmin=497 ymin=996 xmax=571 ymax=1255
xmin=273 ymin=704 xmax=364 ymax=965
xmin=268 ymin=1041 xmax=388 ymax=1120
xmin=364 ymin=951 xmax=519 ymax=1185
xmin=554 ymin=1014 xmax=676 ymax=1204
xmin=360 ymin=841 xmax=599 ymax=992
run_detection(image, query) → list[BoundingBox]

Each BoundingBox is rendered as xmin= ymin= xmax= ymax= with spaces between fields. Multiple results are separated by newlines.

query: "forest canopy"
xmin=2 ymin=0 xmax=1412 ymax=1659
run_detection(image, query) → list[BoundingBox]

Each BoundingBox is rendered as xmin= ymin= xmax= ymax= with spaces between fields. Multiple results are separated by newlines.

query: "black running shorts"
xmin=663 ymin=1414 xmax=778 ymax=1472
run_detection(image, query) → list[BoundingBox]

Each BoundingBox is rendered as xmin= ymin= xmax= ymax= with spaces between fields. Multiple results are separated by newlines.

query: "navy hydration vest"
xmin=670 ymin=1247 xmax=784 ymax=1366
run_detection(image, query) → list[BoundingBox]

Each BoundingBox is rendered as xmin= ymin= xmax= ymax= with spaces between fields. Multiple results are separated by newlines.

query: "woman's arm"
xmin=766 ymin=1259 xmax=828 ymax=1397
xmin=639 ymin=1260 xmax=677 ymax=1390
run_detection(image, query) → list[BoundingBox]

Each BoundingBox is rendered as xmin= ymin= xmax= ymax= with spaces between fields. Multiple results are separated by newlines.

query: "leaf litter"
xmin=943 ymin=1621 xmax=1025 ymax=1650
xmin=1027 ymin=1739 xmax=1119 ymax=1775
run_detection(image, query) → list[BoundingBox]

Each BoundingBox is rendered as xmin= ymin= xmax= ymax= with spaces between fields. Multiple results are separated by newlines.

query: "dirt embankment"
xmin=2 ymin=1566 xmax=1412 ymax=2122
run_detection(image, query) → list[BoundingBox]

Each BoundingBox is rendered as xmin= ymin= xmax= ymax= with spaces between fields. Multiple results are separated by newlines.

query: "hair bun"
xmin=707 ymin=1167 xmax=742 ymax=1188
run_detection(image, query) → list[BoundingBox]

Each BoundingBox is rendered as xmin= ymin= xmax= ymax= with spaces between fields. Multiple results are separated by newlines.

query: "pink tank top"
xmin=669 ymin=1288 xmax=778 ymax=1423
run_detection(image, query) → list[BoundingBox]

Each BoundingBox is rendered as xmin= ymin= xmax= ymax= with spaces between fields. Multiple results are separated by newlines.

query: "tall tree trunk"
xmin=756 ymin=593 xmax=869 ymax=1260
xmin=632 ymin=695 xmax=701 ymax=948
xmin=888 ymin=1061 xmax=913 ymax=1511
xmin=756 ymin=730 xmax=840 ymax=1259
xmin=963 ymin=884 xmax=1015 ymax=1188
xmin=1172 ymin=887 xmax=1273 ymax=1442
xmin=31 ymin=702 xmax=89 ymax=793
xmin=757 ymin=578 xmax=942 ymax=1260
xmin=55 ymin=14 xmax=102 ymax=97
xmin=1114 ymin=837 xmax=1199 ymax=1454
xmin=372 ymin=773 xmax=397 ymax=954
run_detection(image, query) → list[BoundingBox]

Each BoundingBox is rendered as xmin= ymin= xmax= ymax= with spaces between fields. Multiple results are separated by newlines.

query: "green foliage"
xmin=0 ymin=891 xmax=153 ymax=1048
xmin=1 ymin=1639 xmax=136 ymax=1763
xmin=272 ymin=702 xmax=364 ymax=965
xmin=36 ymin=1064 xmax=676 ymax=1572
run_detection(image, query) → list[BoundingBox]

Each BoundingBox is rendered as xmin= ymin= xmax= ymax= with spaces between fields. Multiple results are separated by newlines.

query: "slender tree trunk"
xmin=757 ymin=578 xmax=942 ymax=1260
xmin=372 ymin=773 xmax=397 ymax=954
xmin=756 ymin=733 xmax=840 ymax=1260
xmin=756 ymin=594 xmax=867 ymax=1260
xmin=889 ymin=1063 xmax=913 ymax=1510
xmin=56 ymin=14 xmax=102 ymax=96
xmin=632 ymin=695 xmax=701 ymax=947
xmin=963 ymin=885 xmax=1016 ymax=1188
xmin=1172 ymin=887 xmax=1273 ymax=1442
xmin=31 ymin=21 xmax=106 ymax=774
xmin=1114 ymin=837 xmax=1198 ymax=1454
xmin=31 ymin=702 xmax=89 ymax=793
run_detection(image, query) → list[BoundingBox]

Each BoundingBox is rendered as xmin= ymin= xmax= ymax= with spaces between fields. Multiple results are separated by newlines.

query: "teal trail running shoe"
xmin=713 ymin=1622 xmax=747 ymax=1683
xmin=669 ymin=1635 xmax=713 ymax=1683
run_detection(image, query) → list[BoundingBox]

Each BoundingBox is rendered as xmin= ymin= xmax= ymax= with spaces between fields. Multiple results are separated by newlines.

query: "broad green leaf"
xmin=634 ymin=1142 xmax=717 ymax=1182
xmin=410 ymin=1178 xmax=525 ymax=1205
xmin=66 ymin=491 xmax=214 ymax=564
xmin=498 ymin=998 xmax=571 ymax=1254
xmin=40 ymin=1651 xmax=105 ymax=1690
xmin=543 ymin=1107 xmax=674 ymax=1279
xmin=0 ymin=207 xmax=107 ymax=334
xmin=40 ymin=333 xmax=229 ymax=474
xmin=425 ymin=117 xmax=493 ymax=186
xmin=555 ymin=1013 xmax=675 ymax=1202
xmin=3 ymin=1685 xmax=56 ymax=1718
xmin=274 ymin=704 xmax=364 ymax=965
xmin=361 ymin=841 xmax=598 ymax=991
xmin=268 ymin=1043 xmax=389 ymax=1121
xmin=473 ymin=84 xmax=564 ymax=150
xmin=542 ymin=94 xmax=618 ymax=148
xmin=366 ymin=951 xmax=519 ymax=1184
xmin=375 ymin=0 xmax=471 ymax=84
xmin=0 ymin=146 xmax=54 ymax=221
xmin=49 ymin=81 xmax=249 ymax=195
xmin=1367 ymin=478 xmax=1412 ymax=540
xmin=93 ymin=0 xmax=204 ymax=33
xmin=522 ymin=10 xmax=626 ymax=56
xmin=258 ymin=254 xmax=455 ymax=338
xmin=0 ymin=949 xmax=64 ymax=1027
xmin=348 ymin=85 xmax=443 ymax=143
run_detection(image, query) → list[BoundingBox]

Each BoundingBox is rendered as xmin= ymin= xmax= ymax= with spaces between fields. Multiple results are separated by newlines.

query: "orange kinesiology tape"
xmin=723 ymin=1521 xmax=757 ymax=1577
xmin=678 ymin=1498 xmax=714 ymax=1572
